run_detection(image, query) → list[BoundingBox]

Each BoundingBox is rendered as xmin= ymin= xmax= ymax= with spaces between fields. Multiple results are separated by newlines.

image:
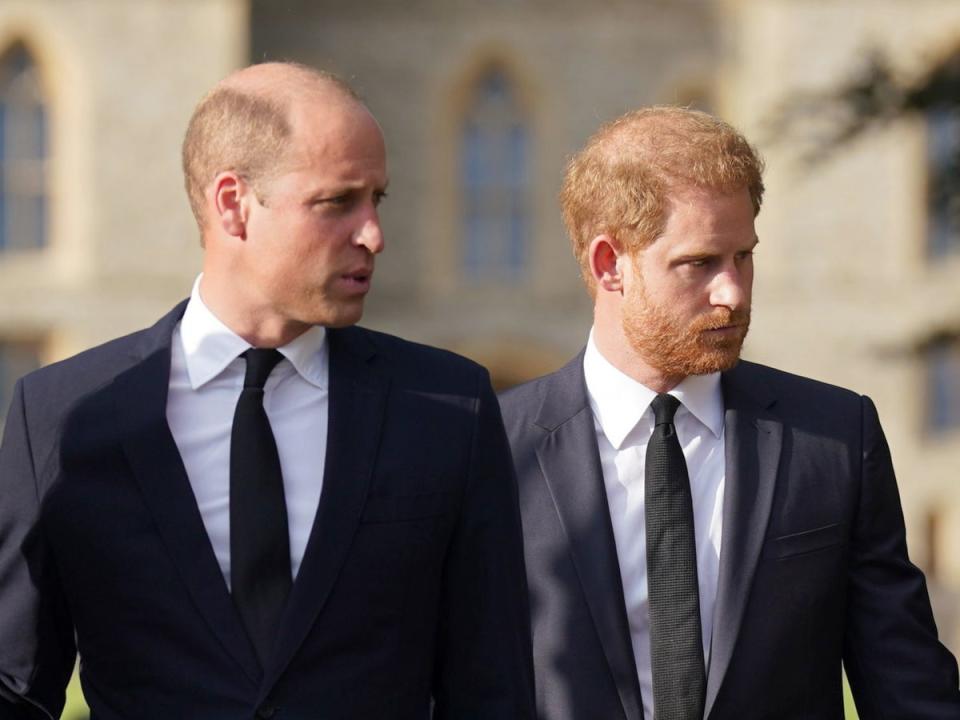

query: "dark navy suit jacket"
xmin=0 ymin=302 xmax=534 ymax=720
xmin=500 ymin=353 xmax=960 ymax=720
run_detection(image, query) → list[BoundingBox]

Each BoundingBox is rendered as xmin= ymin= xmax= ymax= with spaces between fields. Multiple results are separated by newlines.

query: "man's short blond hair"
xmin=181 ymin=62 xmax=359 ymax=232
xmin=559 ymin=106 xmax=765 ymax=293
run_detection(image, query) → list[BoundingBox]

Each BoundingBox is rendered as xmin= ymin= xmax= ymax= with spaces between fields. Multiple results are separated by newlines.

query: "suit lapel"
xmin=263 ymin=326 xmax=387 ymax=692
xmin=705 ymin=362 xmax=781 ymax=718
xmin=534 ymin=354 xmax=645 ymax=720
xmin=116 ymin=302 xmax=262 ymax=683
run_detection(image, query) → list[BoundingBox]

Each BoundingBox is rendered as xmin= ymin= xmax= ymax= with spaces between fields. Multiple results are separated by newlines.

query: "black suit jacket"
xmin=0 ymin=302 xmax=534 ymax=720
xmin=499 ymin=353 xmax=960 ymax=720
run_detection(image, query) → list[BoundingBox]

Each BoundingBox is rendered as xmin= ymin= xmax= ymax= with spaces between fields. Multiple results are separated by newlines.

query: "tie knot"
xmin=242 ymin=348 xmax=283 ymax=389
xmin=650 ymin=393 xmax=681 ymax=426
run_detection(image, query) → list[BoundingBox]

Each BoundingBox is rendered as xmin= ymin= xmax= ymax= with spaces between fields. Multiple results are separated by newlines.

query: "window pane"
xmin=34 ymin=103 xmax=46 ymax=159
xmin=460 ymin=67 xmax=530 ymax=282
xmin=0 ymin=43 xmax=48 ymax=252
xmin=464 ymin=212 xmax=485 ymax=277
xmin=508 ymin=124 xmax=527 ymax=188
xmin=926 ymin=337 xmax=960 ymax=432
xmin=33 ymin=192 xmax=45 ymax=250
xmin=927 ymin=107 xmax=960 ymax=258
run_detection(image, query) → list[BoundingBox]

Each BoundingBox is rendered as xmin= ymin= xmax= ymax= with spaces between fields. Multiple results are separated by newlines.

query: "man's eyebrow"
xmin=303 ymin=180 xmax=388 ymax=198
xmin=667 ymin=236 xmax=759 ymax=262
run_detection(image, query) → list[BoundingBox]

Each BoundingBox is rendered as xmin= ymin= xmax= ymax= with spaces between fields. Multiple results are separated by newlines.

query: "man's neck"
xmin=592 ymin=316 xmax=683 ymax=394
xmin=198 ymin=273 xmax=310 ymax=349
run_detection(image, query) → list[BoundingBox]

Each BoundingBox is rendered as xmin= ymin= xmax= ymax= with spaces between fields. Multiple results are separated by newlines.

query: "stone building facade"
xmin=720 ymin=0 xmax=960 ymax=643
xmin=0 ymin=0 xmax=246 ymax=403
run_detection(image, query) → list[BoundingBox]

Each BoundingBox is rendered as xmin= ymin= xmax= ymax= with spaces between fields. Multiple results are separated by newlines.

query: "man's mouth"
xmin=696 ymin=309 xmax=750 ymax=335
xmin=341 ymin=268 xmax=373 ymax=291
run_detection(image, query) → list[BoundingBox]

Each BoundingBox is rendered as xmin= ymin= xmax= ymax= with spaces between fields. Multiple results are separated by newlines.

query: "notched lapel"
xmin=534 ymin=357 xmax=645 ymax=720
xmin=116 ymin=311 xmax=261 ymax=684
xmin=264 ymin=327 xmax=387 ymax=691
xmin=705 ymin=365 xmax=782 ymax=718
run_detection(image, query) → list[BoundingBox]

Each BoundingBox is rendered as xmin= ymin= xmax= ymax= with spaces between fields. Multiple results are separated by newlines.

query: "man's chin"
xmin=308 ymin=302 xmax=365 ymax=329
xmin=684 ymin=346 xmax=743 ymax=376
xmin=695 ymin=327 xmax=747 ymax=369
xmin=323 ymin=314 xmax=364 ymax=329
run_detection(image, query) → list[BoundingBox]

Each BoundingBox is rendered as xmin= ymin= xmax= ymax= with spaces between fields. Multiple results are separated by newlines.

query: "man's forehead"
xmin=278 ymin=102 xmax=386 ymax=176
xmin=647 ymin=188 xmax=757 ymax=246
xmin=291 ymin=93 xmax=366 ymax=125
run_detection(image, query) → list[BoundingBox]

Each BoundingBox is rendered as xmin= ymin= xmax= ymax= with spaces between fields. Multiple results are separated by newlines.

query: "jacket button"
xmin=256 ymin=705 xmax=277 ymax=719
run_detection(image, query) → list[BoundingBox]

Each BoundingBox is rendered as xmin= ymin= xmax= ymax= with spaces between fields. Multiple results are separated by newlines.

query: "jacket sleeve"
xmin=431 ymin=369 xmax=536 ymax=719
xmin=843 ymin=395 xmax=960 ymax=717
xmin=0 ymin=379 xmax=76 ymax=719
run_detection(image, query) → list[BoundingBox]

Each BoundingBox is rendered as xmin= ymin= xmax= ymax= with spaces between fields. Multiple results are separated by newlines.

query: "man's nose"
xmin=354 ymin=212 xmax=384 ymax=255
xmin=709 ymin=268 xmax=749 ymax=310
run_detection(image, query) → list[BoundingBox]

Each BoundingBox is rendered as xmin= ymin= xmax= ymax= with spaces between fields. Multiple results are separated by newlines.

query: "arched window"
xmin=461 ymin=66 xmax=530 ymax=281
xmin=925 ymin=334 xmax=960 ymax=433
xmin=0 ymin=43 xmax=48 ymax=252
xmin=926 ymin=105 xmax=960 ymax=258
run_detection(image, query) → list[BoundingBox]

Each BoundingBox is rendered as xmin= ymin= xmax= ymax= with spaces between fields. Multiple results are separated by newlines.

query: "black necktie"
xmin=645 ymin=393 xmax=706 ymax=720
xmin=230 ymin=348 xmax=292 ymax=664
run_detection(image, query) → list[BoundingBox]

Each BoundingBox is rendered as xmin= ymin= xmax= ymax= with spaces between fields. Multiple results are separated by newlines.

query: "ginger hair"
xmin=559 ymin=106 xmax=765 ymax=293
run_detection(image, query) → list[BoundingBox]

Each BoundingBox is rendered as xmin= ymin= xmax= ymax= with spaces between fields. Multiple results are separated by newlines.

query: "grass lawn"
xmin=58 ymin=664 xmax=863 ymax=719
xmin=844 ymin=672 xmax=860 ymax=718
xmin=62 ymin=667 xmax=88 ymax=720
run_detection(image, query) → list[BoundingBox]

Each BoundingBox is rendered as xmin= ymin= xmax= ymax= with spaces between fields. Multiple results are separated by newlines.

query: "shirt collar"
xmin=179 ymin=274 xmax=328 ymax=390
xmin=583 ymin=329 xmax=724 ymax=450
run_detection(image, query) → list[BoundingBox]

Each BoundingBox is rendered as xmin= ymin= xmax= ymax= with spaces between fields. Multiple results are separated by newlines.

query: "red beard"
xmin=622 ymin=283 xmax=750 ymax=381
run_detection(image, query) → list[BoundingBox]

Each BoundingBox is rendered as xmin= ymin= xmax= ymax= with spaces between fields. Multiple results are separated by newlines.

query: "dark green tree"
xmin=768 ymin=46 xmax=960 ymax=256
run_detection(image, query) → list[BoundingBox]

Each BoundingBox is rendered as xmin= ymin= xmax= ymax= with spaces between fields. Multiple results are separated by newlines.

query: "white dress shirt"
xmin=166 ymin=276 xmax=329 ymax=588
xmin=583 ymin=332 xmax=725 ymax=720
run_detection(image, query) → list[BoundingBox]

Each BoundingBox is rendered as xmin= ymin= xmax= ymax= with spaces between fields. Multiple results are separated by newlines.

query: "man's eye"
xmin=312 ymin=194 xmax=351 ymax=211
xmin=374 ymin=191 xmax=388 ymax=206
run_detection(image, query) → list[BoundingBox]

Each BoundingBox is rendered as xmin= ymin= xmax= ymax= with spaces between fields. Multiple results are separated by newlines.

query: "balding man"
xmin=0 ymin=63 xmax=533 ymax=720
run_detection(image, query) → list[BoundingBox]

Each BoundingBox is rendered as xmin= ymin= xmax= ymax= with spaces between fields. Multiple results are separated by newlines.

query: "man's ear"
xmin=211 ymin=171 xmax=250 ymax=238
xmin=588 ymin=234 xmax=625 ymax=293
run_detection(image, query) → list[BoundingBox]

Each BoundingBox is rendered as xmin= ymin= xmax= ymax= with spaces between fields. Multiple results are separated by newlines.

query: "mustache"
xmin=691 ymin=308 xmax=751 ymax=333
